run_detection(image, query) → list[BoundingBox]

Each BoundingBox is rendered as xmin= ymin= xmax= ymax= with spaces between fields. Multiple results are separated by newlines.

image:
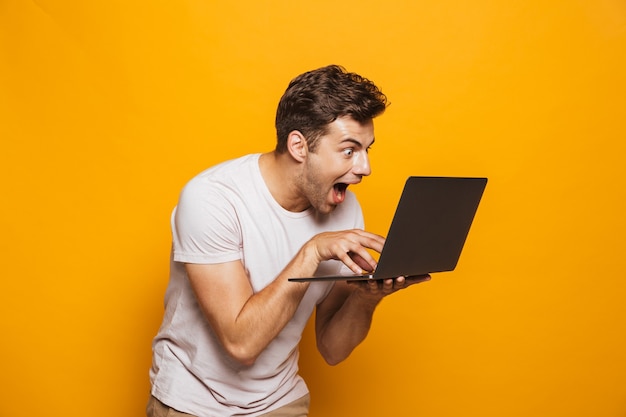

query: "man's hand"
xmin=307 ymin=229 xmax=385 ymax=274
xmin=348 ymin=274 xmax=431 ymax=300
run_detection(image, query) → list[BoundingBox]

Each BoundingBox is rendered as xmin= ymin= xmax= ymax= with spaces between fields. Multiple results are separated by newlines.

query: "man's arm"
xmin=186 ymin=229 xmax=384 ymax=366
xmin=315 ymin=275 xmax=431 ymax=365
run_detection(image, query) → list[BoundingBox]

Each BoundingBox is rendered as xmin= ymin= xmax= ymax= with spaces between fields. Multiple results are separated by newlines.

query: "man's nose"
xmin=352 ymin=152 xmax=372 ymax=176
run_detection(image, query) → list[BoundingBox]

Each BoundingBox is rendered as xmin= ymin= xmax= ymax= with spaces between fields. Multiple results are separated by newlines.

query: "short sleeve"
xmin=171 ymin=180 xmax=242 ymax=264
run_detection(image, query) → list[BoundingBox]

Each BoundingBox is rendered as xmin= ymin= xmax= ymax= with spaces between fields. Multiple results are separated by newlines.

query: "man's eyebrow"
xmin=340 ymin=138 xmax=375 ymax=148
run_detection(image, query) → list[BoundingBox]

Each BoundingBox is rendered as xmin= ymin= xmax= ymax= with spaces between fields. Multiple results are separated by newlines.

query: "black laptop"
xmin=288 ymin=176 xmax=487 ymax=282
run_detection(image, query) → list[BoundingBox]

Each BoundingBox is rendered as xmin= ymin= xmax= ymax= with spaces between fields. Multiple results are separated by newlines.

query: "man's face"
xmin=300 ymin=116 xmax=375 ymax=214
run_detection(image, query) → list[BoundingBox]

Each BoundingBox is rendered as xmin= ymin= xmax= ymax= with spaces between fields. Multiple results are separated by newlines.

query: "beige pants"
xmin=146 ymin=394 xmax=310 ymax=417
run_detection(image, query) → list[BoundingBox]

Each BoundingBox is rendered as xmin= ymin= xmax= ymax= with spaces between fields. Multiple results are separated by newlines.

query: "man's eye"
xmin=343 ymin=149 xmax=354 ymax=157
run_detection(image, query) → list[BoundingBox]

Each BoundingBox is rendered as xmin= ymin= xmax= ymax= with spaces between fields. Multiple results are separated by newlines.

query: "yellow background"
xmin=1 ymin=1 xmax=625 ymax=416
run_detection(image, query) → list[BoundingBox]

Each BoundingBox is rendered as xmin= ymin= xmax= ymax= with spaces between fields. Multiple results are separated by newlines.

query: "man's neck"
xmin=258 ymin=151 xmax=309 ymax=213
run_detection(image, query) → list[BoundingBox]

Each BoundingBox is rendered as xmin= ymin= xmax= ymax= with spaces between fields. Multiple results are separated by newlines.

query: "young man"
xmin=147 ymin=65 xmax=430 ymax=417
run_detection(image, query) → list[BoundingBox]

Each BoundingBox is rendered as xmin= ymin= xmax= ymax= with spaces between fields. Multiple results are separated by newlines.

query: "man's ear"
xmin=286 ymin=131 xmax=308 ymax=163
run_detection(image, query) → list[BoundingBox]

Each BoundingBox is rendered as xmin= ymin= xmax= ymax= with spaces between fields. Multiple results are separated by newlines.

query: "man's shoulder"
xmin=193 ymin=154 xmax=259 ymax=180
xmin=182 ymin=154 xmax=260 ymax=192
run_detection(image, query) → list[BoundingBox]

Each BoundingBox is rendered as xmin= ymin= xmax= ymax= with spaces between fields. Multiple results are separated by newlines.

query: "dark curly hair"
xmin=275 ymin=65 xmax=388 ymax=153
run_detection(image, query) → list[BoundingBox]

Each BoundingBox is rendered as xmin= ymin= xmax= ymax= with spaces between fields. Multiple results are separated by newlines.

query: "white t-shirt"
xmin=150 ymin=154 xmax=364 ymax=416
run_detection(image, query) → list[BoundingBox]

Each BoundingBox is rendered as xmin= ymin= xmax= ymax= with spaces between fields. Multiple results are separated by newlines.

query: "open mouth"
xmin=332 ymin=183 xmax=348 ymax=204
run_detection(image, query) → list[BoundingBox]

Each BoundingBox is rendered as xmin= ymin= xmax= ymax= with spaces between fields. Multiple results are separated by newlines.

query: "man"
xmin=147 ymin=65 xmax=430 ymax=417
